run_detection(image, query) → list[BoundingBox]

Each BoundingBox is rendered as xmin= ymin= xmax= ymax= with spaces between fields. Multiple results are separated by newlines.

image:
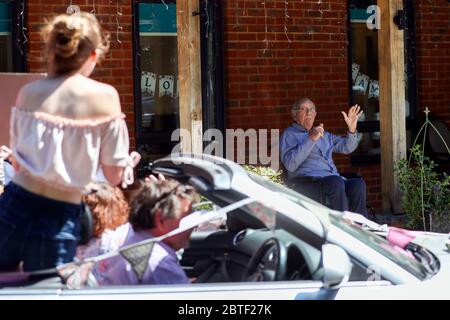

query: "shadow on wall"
xmin=0 ymin=73 xmax=46 ymax=146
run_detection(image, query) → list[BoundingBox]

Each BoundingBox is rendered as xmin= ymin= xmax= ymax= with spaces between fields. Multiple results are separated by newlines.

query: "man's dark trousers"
xmin=317 ymin=175 xmax=368 ymax=217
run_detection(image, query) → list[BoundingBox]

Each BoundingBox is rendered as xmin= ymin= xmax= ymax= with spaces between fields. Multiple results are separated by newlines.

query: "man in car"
xmin=280 ymin=98 xmax=368 ymax=216
xmin=100 ymin=179 xmax=198 ymax=285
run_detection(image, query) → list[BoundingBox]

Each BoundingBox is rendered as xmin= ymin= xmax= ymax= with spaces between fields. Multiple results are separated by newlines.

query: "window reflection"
xmin=351 ymin=18 xmax=379 ymax=123
xmin=349 ymin=1 xmax=415 ymax=162
xmin=350 ymin=3 xmax=380 ymax=158
xmin=355 ymin=132 xmax=380 ymax=156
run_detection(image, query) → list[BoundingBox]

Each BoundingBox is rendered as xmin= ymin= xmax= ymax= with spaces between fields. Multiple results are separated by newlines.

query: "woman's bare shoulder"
xmin=15 ymin=78 xmax=52 ymax=110
xmin=78 ymin=78 xmax=122 ymax=117
xmin=15 ymin=75 xmax=122 ymax=118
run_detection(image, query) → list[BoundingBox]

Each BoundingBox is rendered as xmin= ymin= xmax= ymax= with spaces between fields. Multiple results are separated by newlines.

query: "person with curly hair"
xmin=73 ymin=182 xmax=131 ymax=284
xmin=0 ymin=12 xmax=139 ymax=272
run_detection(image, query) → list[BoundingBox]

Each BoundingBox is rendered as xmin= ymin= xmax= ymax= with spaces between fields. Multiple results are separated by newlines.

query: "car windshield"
xmin=329 ymin=214 xmax=428 ymax=280
xmin=247 ymin=173 xmax=429 ymax=280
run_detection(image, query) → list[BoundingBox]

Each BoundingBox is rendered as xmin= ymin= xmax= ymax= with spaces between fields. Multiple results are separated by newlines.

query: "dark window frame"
xmin=1 ymin=0 xmax=27 ymax=72
xmin=199 ymin=0 xmax=225 ymax=148
xmin=347 ymin=0 xmax=418 ymax=166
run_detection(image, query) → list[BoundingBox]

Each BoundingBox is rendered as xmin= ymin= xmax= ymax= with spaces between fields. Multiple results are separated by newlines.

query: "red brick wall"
xmin=224 ymin=0 xmax=349 ymax=130
xmin=415 ymin=0 xmax=450 ymax=124
xmin=223 ymin=0 xmax=382 ymax=211
xmin=26 ymin=0 xmax=136 ymax=147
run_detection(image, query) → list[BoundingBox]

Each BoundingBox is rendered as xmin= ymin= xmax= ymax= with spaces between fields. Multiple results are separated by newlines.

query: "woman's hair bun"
xmin=52 ymin=20 xmax=81 ymax=58
xmin=42 ymin=12 xmax=109 ymax=75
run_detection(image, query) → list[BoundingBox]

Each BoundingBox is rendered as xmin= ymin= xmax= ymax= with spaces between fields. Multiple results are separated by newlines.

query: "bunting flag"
xmin=352 ymin=63 xmax=360 ymax=83
xmin=119 ymin=242 xmax=155 ymax=282
xmin=352 ymin=62 xmax=380 ymax=100
xmin=354 ymin=73 xmax=370 ymax=94
xmin=368 ymin=80 xmax=380 ymax=99
xmin=141 ymin=72 xmax=157 ymax=97
xmin=159 ymin=75 xmax=175 ymax=97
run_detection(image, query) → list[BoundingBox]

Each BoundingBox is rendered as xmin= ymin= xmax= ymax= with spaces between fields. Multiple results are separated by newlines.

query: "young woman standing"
xmin=0 ymin=13 xmax=136 ymax=272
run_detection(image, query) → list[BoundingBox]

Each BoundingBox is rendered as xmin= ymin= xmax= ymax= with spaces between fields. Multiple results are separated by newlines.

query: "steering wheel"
xmin=242 ymin=238 xmax=288 ymax=282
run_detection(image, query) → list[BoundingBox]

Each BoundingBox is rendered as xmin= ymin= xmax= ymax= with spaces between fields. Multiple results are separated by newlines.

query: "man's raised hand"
xmin=341 ymin=104 xmax=363 ymax=134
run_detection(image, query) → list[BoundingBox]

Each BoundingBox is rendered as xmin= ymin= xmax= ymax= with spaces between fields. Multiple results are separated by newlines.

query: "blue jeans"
xmin=0 ymin=183 xmax=82 ymax=272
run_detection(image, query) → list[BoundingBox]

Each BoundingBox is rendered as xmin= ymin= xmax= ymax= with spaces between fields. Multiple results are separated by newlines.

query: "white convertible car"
xmin=1 ymin=154 xmax=449 ymax=300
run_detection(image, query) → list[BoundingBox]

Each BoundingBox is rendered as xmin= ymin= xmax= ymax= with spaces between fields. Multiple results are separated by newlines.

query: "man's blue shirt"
xmin=280 ymin=123 xmax=360 ymax=179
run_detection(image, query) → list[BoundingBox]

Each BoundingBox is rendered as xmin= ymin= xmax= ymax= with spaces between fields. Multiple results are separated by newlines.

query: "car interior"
xmin=180 ymin=196 xmax=371 ymax=285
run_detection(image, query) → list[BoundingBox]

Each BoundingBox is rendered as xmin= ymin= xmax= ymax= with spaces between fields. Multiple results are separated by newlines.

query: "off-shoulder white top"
xmin=10 ymin=107 xmax=132 ymax=191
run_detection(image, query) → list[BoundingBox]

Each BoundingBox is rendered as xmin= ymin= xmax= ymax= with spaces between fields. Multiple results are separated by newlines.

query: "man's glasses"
xmin=298 ymin=107 xmax=316 ymax=114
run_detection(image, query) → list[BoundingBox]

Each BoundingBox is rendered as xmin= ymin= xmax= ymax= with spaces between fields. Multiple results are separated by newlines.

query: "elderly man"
xmin=280 ymin=98 xmax=368 ymax=216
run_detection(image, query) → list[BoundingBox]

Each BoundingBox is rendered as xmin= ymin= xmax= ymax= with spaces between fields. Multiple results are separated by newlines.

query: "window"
xmin=0 ymin=1 xmax=13 ymax=71
xmin=134 ymin=0 xmax=179 ymax=162
xmin=133 ymin=0 xmax=225 ymax=172
xmin=348 ymin=0 xmax=417 ymax=165
xmin=0 ymin=0 xmax=27 ymax=72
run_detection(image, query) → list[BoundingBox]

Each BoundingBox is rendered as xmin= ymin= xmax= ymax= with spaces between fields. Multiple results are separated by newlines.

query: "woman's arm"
xmin=101 ymin=165 xmax=125 ymax=186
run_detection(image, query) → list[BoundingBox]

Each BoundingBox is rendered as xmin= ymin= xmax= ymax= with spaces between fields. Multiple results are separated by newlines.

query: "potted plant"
xmin=395 ymin=144 xmax=450 ymax=232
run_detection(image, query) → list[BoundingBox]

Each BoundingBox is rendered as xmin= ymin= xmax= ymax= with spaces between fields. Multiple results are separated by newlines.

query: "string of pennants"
xmin=144 ymin=64 xmax=380 ymax=100
xmin=141 ymin=71 xmax=178 ymax=98
xmin=352 ymin=63 xmax=379 ymax=100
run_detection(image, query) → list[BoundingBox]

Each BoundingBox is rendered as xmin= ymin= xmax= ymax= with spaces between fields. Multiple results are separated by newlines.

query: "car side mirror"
xmin=321 ymin=244 xmax=352 ymax=288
